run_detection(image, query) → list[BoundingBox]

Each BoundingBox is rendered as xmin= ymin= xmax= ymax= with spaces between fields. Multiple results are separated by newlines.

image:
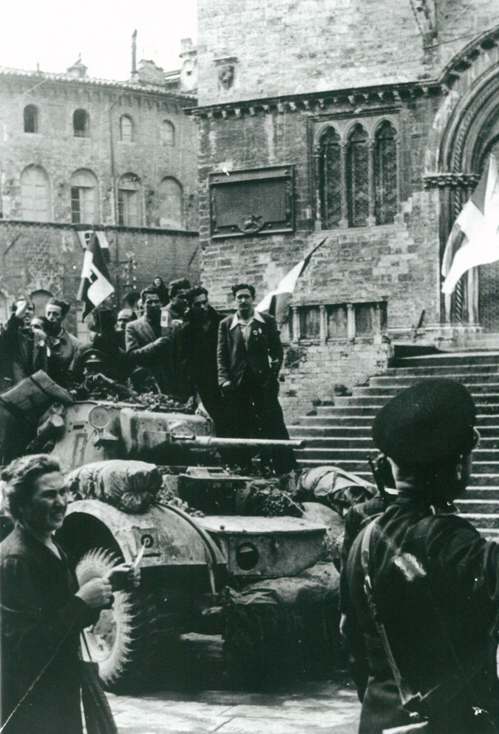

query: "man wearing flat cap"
xmin=342 ymin=378 xmax=499 ymax=734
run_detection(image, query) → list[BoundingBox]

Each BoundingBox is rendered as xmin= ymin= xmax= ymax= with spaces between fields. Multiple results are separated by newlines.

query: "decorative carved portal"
xmin=438 ymin=47 xmax=499 ymax=330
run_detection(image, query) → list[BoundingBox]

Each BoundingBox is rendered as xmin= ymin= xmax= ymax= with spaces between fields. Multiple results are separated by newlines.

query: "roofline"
xmin=0 ymin=65 xmax=197 ymax=104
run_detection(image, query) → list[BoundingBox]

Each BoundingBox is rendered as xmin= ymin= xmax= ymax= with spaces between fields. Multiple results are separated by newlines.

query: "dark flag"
xmin=77 ymin=231 xmax=114 ymax=320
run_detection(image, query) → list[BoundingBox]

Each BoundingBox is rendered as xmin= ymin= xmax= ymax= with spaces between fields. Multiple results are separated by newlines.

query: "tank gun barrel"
xmin=171 ymin=435 xmax=305 ymax=449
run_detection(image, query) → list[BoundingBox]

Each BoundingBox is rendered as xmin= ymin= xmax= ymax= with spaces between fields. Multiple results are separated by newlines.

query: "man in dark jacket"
xmin=181 ymin=286 xmax=225 ymax=434
xmin=342 ymin=379 xmax=499 ymax=734
xmin=0 ymin=454 xmax=114 ymax=734
xmin=43 ymin=299 xmax=81 ymax=388
xmin=126 ymin=286 xmax=188 ymax=398
xmin=217 ymin=283 xmax=295 ymax=472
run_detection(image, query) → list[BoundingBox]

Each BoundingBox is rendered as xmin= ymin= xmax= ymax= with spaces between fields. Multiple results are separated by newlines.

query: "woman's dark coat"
xmin=0 ymin=526 xmax=96 ymax=734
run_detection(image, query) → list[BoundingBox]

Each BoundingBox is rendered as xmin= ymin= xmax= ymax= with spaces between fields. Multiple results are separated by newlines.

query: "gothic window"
xmin=21 ymin=165 xmax=50 ymax=221
xmin=158 ymin=177 xmax=183 ymax=228
xmin=160 ymin=120 xmax=175 ymax=146
xmin=374 ymin=121 xmax=398 ymax=225
xmin=120 ymin=114 xmax=134 ymax=143
xmin=118 ymin=173 xmax=141 ymax=226
xmin=70 ymin=169 xmax=98 ymax=224
xmin=23 ymin=104 xmax=39 ymax=133
xmin=319 ymin=127 xmax=342 ymax=229
xmin=73 ymin=108 xmax=90 ymax=137
xmin=346 ymin=124 xmax=369 ymax=227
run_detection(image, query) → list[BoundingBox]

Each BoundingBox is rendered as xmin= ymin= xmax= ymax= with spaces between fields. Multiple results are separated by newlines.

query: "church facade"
xmin=194 ymin=0 xmax=499 ymax=417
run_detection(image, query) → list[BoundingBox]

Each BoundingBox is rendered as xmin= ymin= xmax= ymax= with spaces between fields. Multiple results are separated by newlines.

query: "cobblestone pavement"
xmin=108 ymin=634 xmax=360 ymax=734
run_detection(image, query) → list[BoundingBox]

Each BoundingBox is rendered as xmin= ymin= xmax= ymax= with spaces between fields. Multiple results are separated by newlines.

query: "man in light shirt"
xmin=217 ymin=283 xmax=295 ymax=473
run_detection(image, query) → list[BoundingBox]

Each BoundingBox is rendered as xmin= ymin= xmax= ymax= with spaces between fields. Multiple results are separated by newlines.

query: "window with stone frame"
xmin=298 ymin=305 xmax=321 ymax=340
xmin=346 ymin=124 xmax=370 ymax=227
xmin=326 ymin=304 xmax=348 ymax=339
xmin=318 ymin=127 xmax=342 ymax=228
xmin=21 ymin=165 xmax=50 ymax=221
xmin=118 ymin=173 xmax=141 ymax=226
xmin=374 ymin=121 xmax=398 ymax=225
xmin=158 ymin=177 xmax=183 ymax=228
xmin=70 ymin=169 xmax=98 ymax=224
xmin=23 ymin=104 xmax=39 ymax=133
xmin=120 ymin=114 xmax=134 ymax=143
xmin=73 ymin=108 xmax=90 ymax=137
xmin=160 ymin=120 xmax=175 ymax=146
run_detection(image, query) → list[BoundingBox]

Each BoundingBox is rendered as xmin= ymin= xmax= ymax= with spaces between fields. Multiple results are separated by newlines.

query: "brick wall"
xmin=197 ymin=0 xmax=499 ymax=106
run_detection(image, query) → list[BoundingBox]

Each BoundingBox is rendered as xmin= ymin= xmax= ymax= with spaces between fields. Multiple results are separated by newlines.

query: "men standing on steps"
xmin=342 ymin=378 xmax=499 ymax=734
xmin=217 ymin=283 xmax=296 ymax=473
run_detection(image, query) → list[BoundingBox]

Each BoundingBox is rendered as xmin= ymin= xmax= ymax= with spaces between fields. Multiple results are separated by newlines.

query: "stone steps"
xmin=292 ymin=350 xmax=499 ymax=534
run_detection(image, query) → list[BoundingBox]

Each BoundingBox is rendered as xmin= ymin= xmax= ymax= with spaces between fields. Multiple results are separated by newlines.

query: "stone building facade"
xmin=0 ymin=54 xmax=199 ymax=336
xmin=194 ymin=0 xmax=499 ymax=420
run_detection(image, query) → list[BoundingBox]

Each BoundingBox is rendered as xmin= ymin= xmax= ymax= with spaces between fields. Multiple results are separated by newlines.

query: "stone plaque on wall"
xmin=210 ymin=166 xmax=294 ymax=238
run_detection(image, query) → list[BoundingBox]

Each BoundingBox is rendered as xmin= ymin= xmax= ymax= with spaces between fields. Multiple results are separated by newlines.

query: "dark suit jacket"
xmin=217 ymin=311 xmax=283 ymax=388
xmin=0 ymin=526 xmax=96 ymax=734
xmin=125 ymin=315 xmax=187 ymax=397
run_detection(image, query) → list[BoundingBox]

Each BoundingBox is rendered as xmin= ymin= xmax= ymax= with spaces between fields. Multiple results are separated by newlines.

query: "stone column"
xmin=340 ymin=143 xmax=348 ymax=228
xmin=319 ymin=304 xmax=327 ymax=344
xmin=347 ymin=303 xmax=355 ymax=340
xmin=313 ymin=145 xmax=322 ymax=232
xmin=291 ymin=306 xmax=300 ymax=342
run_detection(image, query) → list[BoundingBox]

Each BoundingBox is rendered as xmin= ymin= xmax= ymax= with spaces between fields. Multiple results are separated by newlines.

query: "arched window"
xmin=23 ymin=104 xmax=39 ymax=133
xmin=120 ymin=114 xmax=134 ymax=143
xmin=319 ymin=127 xmax=342 ymax=229
xmin=73 ymin=108 xmax=90 ymax=137
xmin=160 ymin=120 xmax=175 ymax=146
xmin=21 ymin=165 xmax=50 ymax=221
xmin=159 ymin=177 xmax=183 ymax=228
xmin=374 ymin=121 xmax=398 ymax=225
xmin=346 ymin=124 xmax=369 ymax=227
xmin=70 ymin=169 xmax=98 ymax=224
xmin=118 ymin=173 xmax=141 ymax=226
xmin=30 ymin=289 xmax=52 ymax=316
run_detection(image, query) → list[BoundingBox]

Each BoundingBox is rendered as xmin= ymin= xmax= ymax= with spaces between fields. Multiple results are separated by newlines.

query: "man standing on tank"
xmin=217 ymin=283 xmax=296 ymax=473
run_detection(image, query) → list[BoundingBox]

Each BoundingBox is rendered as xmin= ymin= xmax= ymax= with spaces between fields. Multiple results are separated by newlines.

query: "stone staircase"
xmin=289 ymin=351 xmax=499 ymax=538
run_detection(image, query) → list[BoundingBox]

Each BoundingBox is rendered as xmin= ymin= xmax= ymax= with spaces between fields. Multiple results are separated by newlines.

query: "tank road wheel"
xmin=76 ymin=548 xmax=180 ymax=692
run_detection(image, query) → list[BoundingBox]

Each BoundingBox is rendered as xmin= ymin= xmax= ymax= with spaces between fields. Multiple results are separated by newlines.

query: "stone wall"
xmin=0 ymin=221 xmax=200 ymax=337
xmin=0 ymin=71 xmax=198 ymax=230
xmin=197 ymin=0 xmax=499 ymax=106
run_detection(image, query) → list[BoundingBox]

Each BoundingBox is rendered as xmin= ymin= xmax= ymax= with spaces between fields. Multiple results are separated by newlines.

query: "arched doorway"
xmin=437 ymin=30 xmax=499 ymax=331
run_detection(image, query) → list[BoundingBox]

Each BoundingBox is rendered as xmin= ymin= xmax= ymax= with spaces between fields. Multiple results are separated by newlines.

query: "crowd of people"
xmin=0 ymin=277 xmax=296 ymax=473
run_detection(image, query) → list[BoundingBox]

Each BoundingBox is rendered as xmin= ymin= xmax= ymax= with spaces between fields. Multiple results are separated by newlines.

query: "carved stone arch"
xmin=432 ymin=27 xmax=499 ymax=329
xmin=314 ymin=121 xmax=340 ymax=148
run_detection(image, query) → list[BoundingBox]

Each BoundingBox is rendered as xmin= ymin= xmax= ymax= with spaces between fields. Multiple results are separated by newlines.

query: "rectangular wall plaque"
xmin=210 ymin=166 xmax=294 ymax=238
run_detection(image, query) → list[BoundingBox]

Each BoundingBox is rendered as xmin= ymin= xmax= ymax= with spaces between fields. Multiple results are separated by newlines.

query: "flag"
xmin=78 ymin=230 xmax=111 ymax=261
xmin=441 ymin=155 xmax=499 ymax=294
xmin=77 ymin=232 xmax=114 ymax=320
xmin=257 ymin=238 xmax=326 ymax=324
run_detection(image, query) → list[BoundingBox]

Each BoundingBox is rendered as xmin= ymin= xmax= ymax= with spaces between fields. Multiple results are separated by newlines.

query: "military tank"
xmin=0 ymin=374 xmax=364 ymax=691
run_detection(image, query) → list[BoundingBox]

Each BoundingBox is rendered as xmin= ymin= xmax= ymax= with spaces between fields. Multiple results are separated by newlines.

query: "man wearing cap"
xmin=342 ymin=378 xmax=499 ymax=734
